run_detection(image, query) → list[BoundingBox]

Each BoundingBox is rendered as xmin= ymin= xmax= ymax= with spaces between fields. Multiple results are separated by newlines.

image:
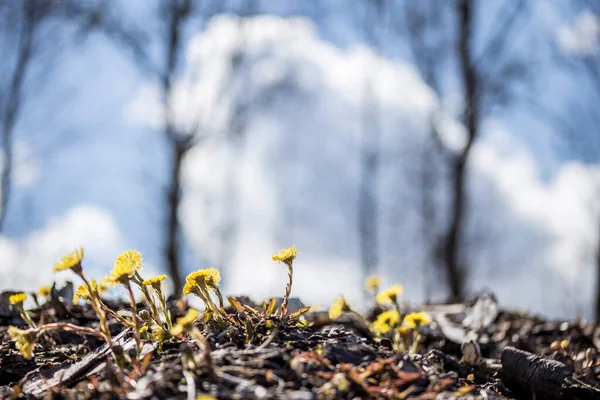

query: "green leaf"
xmin=295 ymin=320 xmax=314 ymax=328
xmin=227 ymin=297 xmax=244 ymax=313
xmin=244 ymin=305 xmax=260 ymax=317
xmin=289 ymin=306 xmax=312 ymax=320
xmin=266 ymin=298 xmax=278 ymax=316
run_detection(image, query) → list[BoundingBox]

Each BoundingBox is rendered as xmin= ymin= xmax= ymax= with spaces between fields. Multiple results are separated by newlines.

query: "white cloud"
xmin=468 ymin=126 xmax=600 ymax=316
xmin=557 ymin=11 xmax=600 ymax=55
xmin=128 ymin=15 xmax=600 ymax=319
xmin=0 ymin=205 xmax=122 ymax=292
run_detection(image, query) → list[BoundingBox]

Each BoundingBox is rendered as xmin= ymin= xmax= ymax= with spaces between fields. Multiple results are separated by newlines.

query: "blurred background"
xmin=1 ymin=0 xmax=599 ymax=320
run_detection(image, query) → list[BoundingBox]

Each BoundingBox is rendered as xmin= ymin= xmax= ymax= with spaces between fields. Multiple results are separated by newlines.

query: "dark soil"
xmin=1 ymin=290 xmax=600 ymax=399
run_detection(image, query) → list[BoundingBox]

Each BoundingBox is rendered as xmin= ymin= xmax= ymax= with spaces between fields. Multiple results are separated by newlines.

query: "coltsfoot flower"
xmin=376 ymin=284 xmax=404 ymax=305
xmin=73 ymin=279 xmax=100 ymax=303
xmin=142 ymin=274 xmax=167 ymax=288
xmin=53 ymin=247 xmax=84 ymax=274
xmin=150 ymin=324 xmax=169 ymax=342
xmin=9 ymin=293 xmax=27 ymax=307
xmin=37 ymin=286 xmax=52 ymax=297
xmin=372 ymin=310 xmax=400 ymax=335
xmin=185 ymin=268 xmax=221 ymax=290
xmin=403 ymin=312 xmax=431 ymax=329
xmin=329 ymin=296 xmax=351 ymax=319
xmin=365 ymin=275 xmax=382 ymax=291
xmin=183 ymin=281 xmax=198 ymax=296
xmin=271 ymin=246 xmax=298 ymax=267
xmin=117 ymin=250 xmax=143 ymax=269
xmin=104 ymin=250 xmax=143 ymax=285
xmin=8 ymin=326 xmax=36 ymax=359
xmin=171 ymin=309 xmax=199 ymax=336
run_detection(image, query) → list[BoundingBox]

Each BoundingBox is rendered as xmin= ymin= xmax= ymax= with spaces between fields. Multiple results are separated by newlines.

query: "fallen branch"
xmin=501 ymin=346 xmax=600 ymax=400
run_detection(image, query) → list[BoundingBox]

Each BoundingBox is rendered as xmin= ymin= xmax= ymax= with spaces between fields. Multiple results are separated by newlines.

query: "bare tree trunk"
xmin=162 ymin=0 xmax=191 ymax=295
xmin=358 ymin=121 xmax=380 ymax=280
xmin=358 ymin=2 xmax=382 ymax=282
xmin=0 ymin=4 xmax=34 ymax=233
xmin=443 ymin=0 xmax=478 ymax=300
xmin=166 ymin=141 xmax=188 ymax=294
xmin=358 ymin=77 xmax=380 ymax=282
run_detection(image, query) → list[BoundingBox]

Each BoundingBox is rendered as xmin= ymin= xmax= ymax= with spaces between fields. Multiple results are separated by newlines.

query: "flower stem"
xmin=156 ymin=289 xmax=173 ymax=330
xmin=77 ymin=271 xmax=127 ymax=367
xmin=393 ymin=301 xmax=403 ymax=327
xmin=198 ymin=287 xmax=225 ymax=320
xmin=99 ymin=299 xmax=133 ymax=327
xmin=214 ymin=287 xmax=225 ymax=310
xmin=281 ymin=263 xmax=293 ymax=317
xmin=410 ymin=331 xmax=421 ymax=353
xmin=39 ymin=322 xmax=107 ymax=341
xmin=125 ymin=282 xmax=142 ymax=359
xmin=349 ymin=309 xmax=370 ymax=327
xmin=133 ymin=273 xmax=161 ymax=323
xmin=17 ymin=306 xmax=37 ymax=329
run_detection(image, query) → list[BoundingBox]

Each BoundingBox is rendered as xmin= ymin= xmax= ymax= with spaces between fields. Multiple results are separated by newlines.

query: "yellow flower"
xmin=73 ymin=279 xmax=99 ymax=303
xmin=116 ymin=250 xmax=143 ymax=270
xmin=365 ymin=275 xmax=382 ymax=291
xmin=8 ymin=326 xmax=36 ymax=359
xmin=403 ymin=312 xmax=431 ymax=329
xmin=53 ymin=247 xmax=84 ymax=274
xmin=376 ymin=284 xmax=404 ymax=305
xmin=185 ymin=268 xmax=221 ymax=290
xmin=171 ymin=309 xmax=198 ymax=336
xmin=397 ymin=326 xmax=412 ymax=335
xmin=182 ymin=281 xmax=198 ymax=296
xmin=329 ymin=296 xmax=351 ymax=319
xmin=271 ymin=246 xmax=298 ymax=266
xmin=150 ymin=324 xmax=169 ymax=342
xmin=196 ymin=395 xmax=217 ymax=400
xmin=105 ymin=250 xmax=142 ymax=285
xmin=142 ymin=274 xmax=167 ymax=287
xmin=37 ymin=285 xmax=52 ymax=297
xmin=139 ymin=326 xmax=149 ymax=334
xmin=372 ymin=310 xmax=400 ymax=335
xmin=9 ymin=292 xmax=27 ymax=307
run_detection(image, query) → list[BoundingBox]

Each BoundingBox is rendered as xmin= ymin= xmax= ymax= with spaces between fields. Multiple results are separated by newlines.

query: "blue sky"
xmin=2 ymin=1 xmax=599 ymax=319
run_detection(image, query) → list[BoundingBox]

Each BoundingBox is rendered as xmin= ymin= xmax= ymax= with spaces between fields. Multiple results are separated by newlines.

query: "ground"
xmin=1 ymin=290 xmax=599 ymax=399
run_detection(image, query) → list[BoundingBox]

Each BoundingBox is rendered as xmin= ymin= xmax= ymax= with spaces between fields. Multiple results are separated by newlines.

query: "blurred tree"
xmin=551 ymin=1 xmax=600 ymax=321
xmin=0 ymin=1 xmax=35 ymax=233
xmin=400 ymin=0 xmax=530 ymax=299
xmin=358 ymin=0 xmax=384 ymax=287
xmin=70 ymin=0 xmax=197 ymax=293
xmin=401 ymin=0 xmax=453 ymax=298
xmin=160 ymin=0 xmax=194 ymax=295
xmin=0 ymin=0 xmax=112 ymax=234
xmin=91 ymin=0 xmax=255 ymax=293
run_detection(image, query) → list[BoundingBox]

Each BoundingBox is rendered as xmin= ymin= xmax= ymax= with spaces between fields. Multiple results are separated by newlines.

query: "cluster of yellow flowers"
xmin=7 ymin=247 xmax=176 ymax=361
xmin=182 ymin=268 xmax=225 ymax=321
xmin=8 ymin=244 xmax=431 ymax=362
xmin=329 ymin=275 xmax=432 ymax=352
xmin=177 ymin=246 xmax=302 ymax=328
